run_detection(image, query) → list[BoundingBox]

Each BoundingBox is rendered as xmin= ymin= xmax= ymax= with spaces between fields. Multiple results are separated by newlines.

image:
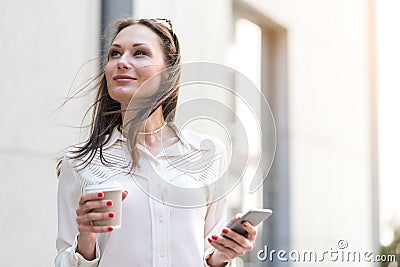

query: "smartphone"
xmin=224 ymin=209 xmax=273 ymax=237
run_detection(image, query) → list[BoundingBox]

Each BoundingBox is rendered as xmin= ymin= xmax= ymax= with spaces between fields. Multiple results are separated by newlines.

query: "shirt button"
xmin=160 ymin=253 xmax=165 ymax=258
xmin=158 ymin=217 xmax=164 ymax=223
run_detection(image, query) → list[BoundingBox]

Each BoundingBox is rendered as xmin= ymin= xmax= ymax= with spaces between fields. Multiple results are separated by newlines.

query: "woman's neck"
xmin=140 ymin=107 xmax=165 ymax=144
xmin=121 ymin=104 xmax=169 ymax=145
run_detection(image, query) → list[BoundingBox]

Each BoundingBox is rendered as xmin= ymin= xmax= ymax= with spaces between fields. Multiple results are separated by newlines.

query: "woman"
xmin=56 ymin=18 xmax=257 ymax=267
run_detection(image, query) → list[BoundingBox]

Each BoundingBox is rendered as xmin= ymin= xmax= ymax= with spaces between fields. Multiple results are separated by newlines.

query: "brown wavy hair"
xmin=57 ymin=18 xmax=181 ymax=175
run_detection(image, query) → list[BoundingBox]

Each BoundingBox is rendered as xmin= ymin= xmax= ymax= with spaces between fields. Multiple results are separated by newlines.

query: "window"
xmin=231 ymin=2 xmax=289 ymax=266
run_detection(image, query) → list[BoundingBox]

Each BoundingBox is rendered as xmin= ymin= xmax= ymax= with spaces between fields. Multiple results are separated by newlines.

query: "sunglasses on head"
xmin=151 ymin=18 xmax=173 ymax=33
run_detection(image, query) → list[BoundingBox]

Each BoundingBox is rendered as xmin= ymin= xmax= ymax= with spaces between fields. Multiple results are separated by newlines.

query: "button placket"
xmin=149 ymin=168 xmax=170 ymax=266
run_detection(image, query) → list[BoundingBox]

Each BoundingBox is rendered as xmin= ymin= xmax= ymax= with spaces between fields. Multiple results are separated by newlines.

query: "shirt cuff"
xmin=204 ymin=247 xmax=236 ymax=267
xmin=70 ymin=234 xmax=100 ymax=267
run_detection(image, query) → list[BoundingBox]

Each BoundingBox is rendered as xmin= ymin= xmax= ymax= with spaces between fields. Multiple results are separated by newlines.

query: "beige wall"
xmin=0 ymin=0 xmax=100 ymax=266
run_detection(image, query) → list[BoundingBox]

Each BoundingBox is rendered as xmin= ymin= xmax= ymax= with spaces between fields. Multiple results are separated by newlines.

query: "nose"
xmin=117 ymin=54 xmax=132 ymax=70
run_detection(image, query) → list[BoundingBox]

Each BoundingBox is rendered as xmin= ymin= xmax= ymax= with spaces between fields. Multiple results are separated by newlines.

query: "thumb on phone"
xmin=227 ymin=213 xmax=243 ymax=227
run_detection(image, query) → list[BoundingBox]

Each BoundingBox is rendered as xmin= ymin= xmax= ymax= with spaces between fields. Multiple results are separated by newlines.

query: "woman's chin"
xmin=110 ymin=87 xmax=138 ymax=100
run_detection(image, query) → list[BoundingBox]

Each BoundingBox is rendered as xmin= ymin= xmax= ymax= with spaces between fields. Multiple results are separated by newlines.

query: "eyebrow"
xmin=110 ymin=43 xmax=150 ymax=48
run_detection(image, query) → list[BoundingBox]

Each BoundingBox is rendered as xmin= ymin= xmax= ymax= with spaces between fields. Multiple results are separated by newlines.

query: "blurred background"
xmin=0 ymin=0 xmax=399 ymax=266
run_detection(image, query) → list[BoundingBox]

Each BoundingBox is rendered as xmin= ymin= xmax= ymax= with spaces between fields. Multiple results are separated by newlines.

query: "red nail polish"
xmin=212 ymin=235 xmax=218 ymax=240
xmin=208 ymin=237 xmax=213 ymax=243
xmin=243 ymin=222 xmax=248 ymax=227
xmin=125 ymin=190 xmax=129 ymax=195
xmin=108 ymin=227 xmax=113 ymax=231
xmin=108 ymin=213 xmax=114 ymax=218
xmin=222 ymin=229 xmax=229 ymax=234
xmin=107 ymin=201 xmax=113 ymax=206
xmin=98 ymin=192 xmax=104 ymax=198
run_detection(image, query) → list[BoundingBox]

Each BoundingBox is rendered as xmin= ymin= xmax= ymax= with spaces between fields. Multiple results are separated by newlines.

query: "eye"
xmin=108 ymin=50 xmax=121 ymax=58
xmin=134 ymin=50 xmax=147 ymax=56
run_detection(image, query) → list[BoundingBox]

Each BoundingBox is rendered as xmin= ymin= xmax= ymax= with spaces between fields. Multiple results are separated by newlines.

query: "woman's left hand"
xmin=207 ymin=216 xmax=257 ymax=266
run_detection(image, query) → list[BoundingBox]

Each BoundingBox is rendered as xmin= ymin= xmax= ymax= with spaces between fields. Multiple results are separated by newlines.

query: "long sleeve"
xmin=203 ymin=198 xmax=236 ymax=267
xmin=55 ymin=154 xmax=100 ymax=267
xmin=203 ymin=138 xmax=236 ymax=267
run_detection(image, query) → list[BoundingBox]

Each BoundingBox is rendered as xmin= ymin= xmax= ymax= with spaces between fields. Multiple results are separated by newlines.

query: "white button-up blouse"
xmin=55 ymin=127 xmax=235 ymax=267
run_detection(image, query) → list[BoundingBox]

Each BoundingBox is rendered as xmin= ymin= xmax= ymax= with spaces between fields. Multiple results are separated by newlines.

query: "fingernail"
xmin=98 ymin=192 xmax=104 ymax=198
xmin=212 ymin=235 xmax=218 ymax=240
xmin=108 ymin=213 xmax=114 ymax=218
xmin=222 ymin=229 xmax=229 ymax=234
xmin=108 ymin=227 xmax=113 ymax=232
xmin=208 ymin=237 xmax=213 ymax=243
xmin=125 ymin=190 xmax=129 ymax=195
xmin=107 ymin=201 xmax=113 ymax=206
xmin=243 ymin=222 xmax=248 ymax=227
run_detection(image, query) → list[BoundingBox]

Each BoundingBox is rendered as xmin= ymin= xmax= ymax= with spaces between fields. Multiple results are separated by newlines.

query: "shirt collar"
xmin=102 ymin=127 xmax=123 ymax=150
xmin=102 ymin=125 xmax=208 ymax=157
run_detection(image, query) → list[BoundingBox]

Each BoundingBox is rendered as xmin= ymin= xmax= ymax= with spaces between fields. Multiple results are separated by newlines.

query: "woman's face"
xmin=105 ymin=24 xmax=166 ymax=107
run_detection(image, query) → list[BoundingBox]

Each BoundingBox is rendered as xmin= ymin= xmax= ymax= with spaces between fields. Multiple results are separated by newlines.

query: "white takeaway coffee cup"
xmin=85 ymin=182 xmax=123 ymax=228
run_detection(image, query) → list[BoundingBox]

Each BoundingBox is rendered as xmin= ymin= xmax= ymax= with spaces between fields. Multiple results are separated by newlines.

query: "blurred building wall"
xmin=0 ymin=0 xmax=377 ymax=266
xmin=238 ymin=0 xmax=377 ymax=266
xmin=0 ymin=0 xmax=100 ymax=266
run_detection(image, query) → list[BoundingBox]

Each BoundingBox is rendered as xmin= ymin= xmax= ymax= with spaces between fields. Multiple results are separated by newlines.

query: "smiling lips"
xmin=113 ymin=74 xmax=137 ymax=82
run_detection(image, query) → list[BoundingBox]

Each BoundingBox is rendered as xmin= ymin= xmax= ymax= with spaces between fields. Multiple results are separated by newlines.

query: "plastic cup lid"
xmin=85 ymin=182 xmax=123 ymax=192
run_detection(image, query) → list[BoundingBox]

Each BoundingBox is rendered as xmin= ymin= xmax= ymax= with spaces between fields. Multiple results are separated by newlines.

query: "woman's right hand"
xmin=75 ymin=190 xmax=128 ymax=260
xmin=76 ymin=191 xmax=116 ymax=235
